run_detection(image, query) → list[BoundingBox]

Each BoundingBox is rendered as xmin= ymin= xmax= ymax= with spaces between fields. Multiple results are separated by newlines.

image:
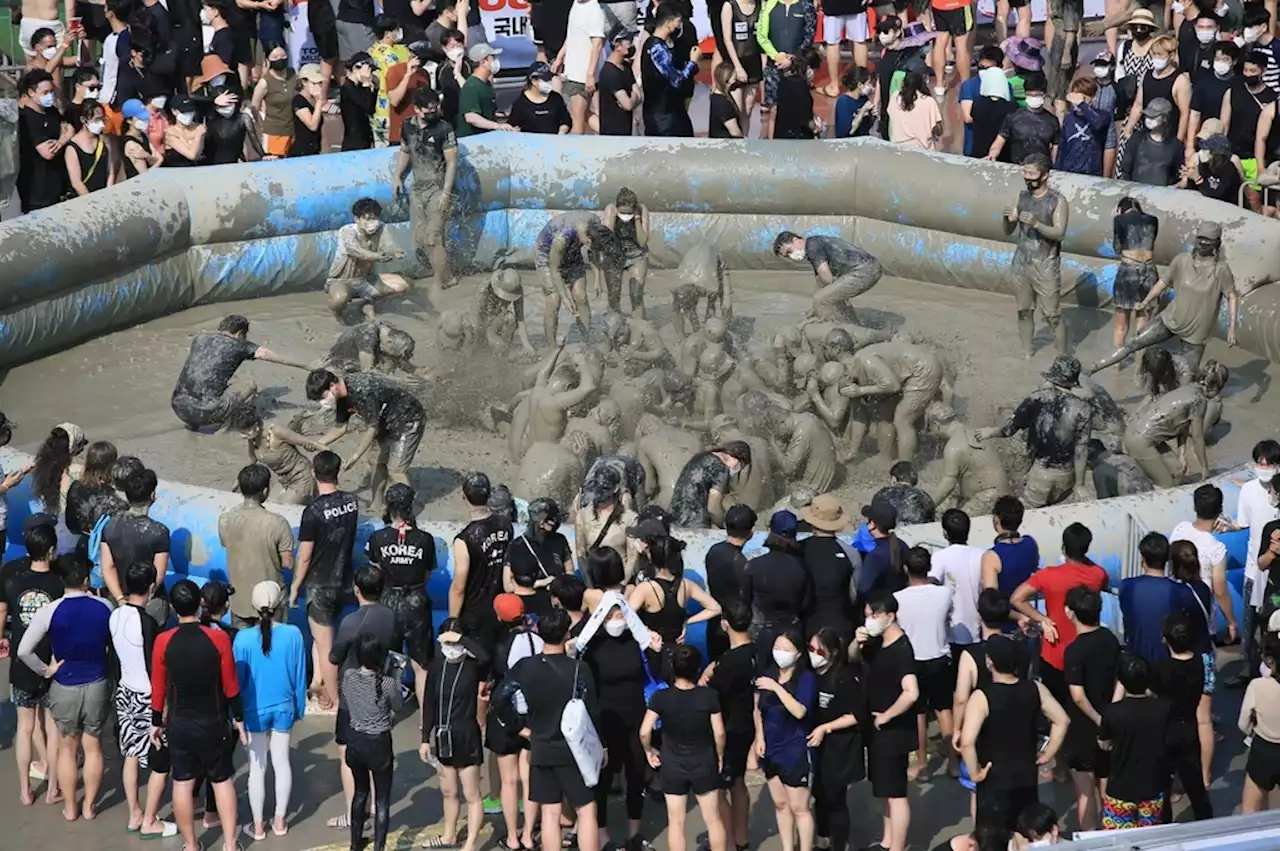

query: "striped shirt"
xmin=340 ymin=668 xmax=403 ymax=735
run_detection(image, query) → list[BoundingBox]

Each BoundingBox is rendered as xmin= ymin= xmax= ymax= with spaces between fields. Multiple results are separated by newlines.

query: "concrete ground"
xmin=0 ymin=650 xmax=1259 ymax=851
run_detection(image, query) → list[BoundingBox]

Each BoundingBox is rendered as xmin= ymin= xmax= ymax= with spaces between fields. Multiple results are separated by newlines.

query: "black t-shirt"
xmin=1100 ymin=696 xmax=1171 ymax=802
xmin=508 ymin=91 xmax=570 ymax=134
xmin=290 ymin=94 xmax=323 ymax=157
xmin=998 ymin=108 xmax=1061 ymax=164
xmin=709 ymin=92 xmax=739 ymax=138
xmin=598 ymin=61 xmax=635 ymax=136
xmin=381 ymin=0 xmax=433 ymax=38
xmin=1153 ymin=654 xmax=1204 ymax=725
xmin=862 ymin=633 xmax=916 ymax=750
xmin=1178 ymin=21 xmax=1216 ymax=83
xmin=670 ymin=453 xmax=732 ymax=527
xmin=455 ymin=515 xmax=513 ymax=626
xmin=338 ymin=372 xmax=425 ymax=439
xmin=102 ymin=513 xmax=172 ymax=573
xmin=800 ymin=536 xmax=855 ymax=636
xmin=773 ymin=73 xmax=814 ymax=139
xmin=338 ymin=0 xmax=376 ymax=24
xmin=2 ymin=560 xmax=64 ymax=692
xmin=506 ymin=532 xmax=570 ymax=587
xmin=65 ymin=482 xmax=126 ymax=537
xmin=583 ymin=631 xmax=647 ymax=720
xmin=705 ymin=541 xmax=747 ymax=608
xmin=17 ymin=105 xmax=67 ymax=212
xmin=513 ymin=653 xmax=598 ymax=766
xmin=514 ymin=588 xmax=555 ymax=619
xmin=650 ymin=685 xmax=720 ymax=767
xmin=209 ymin=27 xmax=236 ymax=67
xmin=742 ymin=550 xmax=810 ymax=625
xmin=1257 ymin=519 xmax=1280 ymax=605
xmin=870 ymin=485 xmax=936 ymax=526
xmin=299 ymin=490 xmax=360 ymax=589
xmin=814 ymin=665 xmax=866 ymax=780
xmin=172 ymin=331 xmax=257 ymax=401
xmin=340 ymin=80 xmax=376 ymax=151
xmin=366 ymin=526 xmax=437 ymax=588
xmin=203 ymin=112 xmax=246 ymax=165
xmin=1062 ymin=626 xmax=1120 ymax=737
xmin=1190 ymin=72 xmax=1232 ymax=121
xmin=1193 ymin=156 xmax=1243 ymax=203
xmin=708 ymin=643 xmax=757 ymax=734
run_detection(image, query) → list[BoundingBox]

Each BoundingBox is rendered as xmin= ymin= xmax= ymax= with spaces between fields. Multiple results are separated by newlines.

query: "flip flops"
xmin=141 ymin=821 xmax=178 ymax=840
xmin=243 ymin=824 xmax=267 ymax=842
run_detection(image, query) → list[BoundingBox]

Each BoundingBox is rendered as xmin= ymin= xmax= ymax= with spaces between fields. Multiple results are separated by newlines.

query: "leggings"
xmin=346 ymin=732 xmax=394 ymax=851
xmin=813 ymin=771 xmax=851 ymax=851
xmin=247 ymin=729 xmax=294 ymax=825
xmin=1162 ymin=724 xmax=1213 ymax=822
xmin=594 ymin=710 xmax=646 ymax=824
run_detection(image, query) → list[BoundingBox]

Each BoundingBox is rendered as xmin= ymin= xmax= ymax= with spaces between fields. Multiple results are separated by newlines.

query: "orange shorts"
xmin=103 ymin=104 xmax=125 ymax=136
xmin=263 ymin=134 xmax=292 ymax=156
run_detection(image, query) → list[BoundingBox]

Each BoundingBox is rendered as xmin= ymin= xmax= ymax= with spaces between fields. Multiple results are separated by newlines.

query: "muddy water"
xmin=2 ymin=271 xmax=1271 ymax=520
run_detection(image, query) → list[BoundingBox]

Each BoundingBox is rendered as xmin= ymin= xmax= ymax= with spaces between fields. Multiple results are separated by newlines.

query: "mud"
xmin=1 ymin=270 xmax=1274 ymax=521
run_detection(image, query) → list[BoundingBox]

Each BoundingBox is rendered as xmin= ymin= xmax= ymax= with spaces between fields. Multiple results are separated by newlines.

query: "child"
xmin=772 ymin=49 xmax=825 ymax=140
xmin=833 ymin=66 xmax=877 ymax=138
xmin=324 ymin=198 xmax=410 ymax=323
xmin=1241 ymin=633 xmax=1280 ymax=813
xmin=1152 ymin=612 xmax=1212 ymax=821
xmin=1098 ymin=653 xmax=1171 ymax=829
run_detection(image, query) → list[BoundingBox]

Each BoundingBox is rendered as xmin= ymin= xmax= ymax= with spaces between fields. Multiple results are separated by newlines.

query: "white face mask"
xmin=38 ymin=92 xmax=56 ymax=108
xmin=1025 ymin=95 xmax=1045 ymax=110
xmin=1247 ymin=26 xmax=1264 ymax=43
xmin=84 ymin=86 xmax=101 ymax=99
xmin=864 ymin=616 xmax=888 ymax=638
xmin=536 ymin=80 xmax=552 ymax=94
xmin=489 ymin=57 xmax=502 ymax=74
xmin=1093 ymin=65 xmax=1110 ymax=78
xmin=216 ymin=106 xmax=236 ymax=118
xmin=446 ymin=46 xmax=464 ymax=61
xmin=41 ymin=46 xmax=58 ymax=60
xmin=135 ymin=118 xmax=150 ymax=132
xmin=879 ymin=32 xmax=895 ymax=45
xmin=394 ymin=29 xmax=403 ymax=42
xmin=808 ymin=651 xmax=827 ymax=669
xmin=177 ymin=111 xmax=197 ymax=126
xmin=1256 ymin=465 xmax=1277 ymax=482
xmin=788 ymin=249 xmax=805 ymax=261
xmin=87 ymin=119 xmax=104 ymax=135
xmin=319 ymin=392 xmax=338 ymax=411
xmin=605 ymin=618 xmax=627 ymax=637
xmin=1217 ymin=2 xmax=1228 ymax=12
xmin=1197 ymin=28 xmax=1218 ymax=44
xmin=617 ymin=211 xmax=635 ymax=221
xmin=1151 ymin=56 xmax=1169 ymax=71
xmin=861 ymin=84 xmax=874 ymax=96
xmin=441 ymin=644 xmax=466 ymax=662
xmin=150 ymin=95 xmax=167 ymax=109
xmin=772 ymin=649 xmax=799 ymax=669
xmin=200 ymin=8 xmax=212 ymax=24
xmin=360 ymin=219 xmax=381 ymax=235
xmin=1198 ymin=148 xmax=1212 ymax=162
xmin=1145 ymin=116 xmax=1161 ymax=130
xmin=1215 ymin=59 xmax=1233 ymax=76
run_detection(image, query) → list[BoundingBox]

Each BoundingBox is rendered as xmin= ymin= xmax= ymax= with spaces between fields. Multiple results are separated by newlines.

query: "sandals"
xmin=327 ymin=814 xmax=350 ymax=829
xmin=141 ymin=821 xmax=178 ymax=840
xmin=419 ymin=837 xmax=460 ymax=849
xmin=243 ymin=824 xmax=267 ymax=842
xmin=562 ymin=832 xmax=578 ymax=849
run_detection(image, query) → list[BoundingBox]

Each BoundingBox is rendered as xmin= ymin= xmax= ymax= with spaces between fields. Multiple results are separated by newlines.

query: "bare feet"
xmin=83 ymin=801 xmax=98 ymax=820
xmin=203 ymin=813 xmax=221 ymax=829
xmin=63 ymin=805 xmax=79 ymax=821
xmin=45 ymin=789 xmax=64 ymax=806
xmin=19 ymin=789 xmax=35 ymax=806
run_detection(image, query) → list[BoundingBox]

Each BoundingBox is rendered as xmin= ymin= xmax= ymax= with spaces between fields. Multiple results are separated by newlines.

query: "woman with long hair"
xmin=343 ymin=634 xmax=402 ymax=851
xmin=629 ymin=534 xmax=723 ymax=650
xmin=752 ymin=630 xmax=817 ymax=851
xmin=887 ymin=69 xmax=943 ymax=150
xmin=807 ymin=628 xmax=866 ymax=851
xmin=233 ymin=581 xmax=307 ymax=840
xmin=708 ymin=62 xmax=745 ymax=139
xmin=64 ymin=99 xmax=115 ymax=197
xmin=583 ymin=546 xmax=629 ymax=613
xmin=1170 ymin=539 xmax=1217 ymax=791
xmin=32 ymin=423 xmax=87 ymax=554
xmin=1138 ymin=348 xmax=1183 ymax=402
xmin=642 ymin=643 xmax=729 ymax=851
xmin=669 ymin=441 xmax=752 ymax=529
xmin=1240 ymin=632 xmax=1280 ymax=813
xmin=65 ymin=440 xmax=125 ymax=552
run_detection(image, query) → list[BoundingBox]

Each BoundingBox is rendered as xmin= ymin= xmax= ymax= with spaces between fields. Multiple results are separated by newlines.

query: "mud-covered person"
xmin=367 ymin=483 xmax=437 ymax=709
xmin=392 ymin=87 xmax=458 ymax=298
xmin=1109 ymin=196 xmax=1160 ymax=354
xmin=449 ymin=472 xmax=513 ymax=672
xmin=307 ymin=369 xmax=426 ymax=513
xmin=977 ymin=355 xmax=1093 ymax=508
xmin=1000 ymin=152 xmax=1069 ymax=357
xmin=318 ymin=321 xmax=429 ymax=378
xmin=774 ymin=230 xmax=884 ymax=322
xmin=671 ymin=240 xmax=732 ymax=340
xmin=1122 ymin=360 xmax=1229 ymax=488
xmin=923 ymin=403 xmax=1011 ymax=516
xmin=872 ymin=462 xmax=937 ymax=525
xmin=218 ymin=463 xmax=296 ymax=628
xmin=535 ymin=211 xmax=611 ymax=344
xmin=670 ymin=440 xmax=753 ymax=528
xmin=170 ymin=314 xmax=309 ymax=432
xmin=228 ymin=406 xmax=319 ymax=505
xmin=325 ymin=198 xmax=411 ymax=322
xmin=601 ymin=188 xmax=651 ymax=317
xmin=470 ymin=269 xmax=535 ymax=355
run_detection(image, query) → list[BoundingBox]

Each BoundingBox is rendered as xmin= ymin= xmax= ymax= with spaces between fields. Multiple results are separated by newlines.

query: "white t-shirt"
xmin=894 ymin=583 xmax=953 ymax=661
xmin=1170 ymin=520 xmax=1229 ymax=590
xmin=109 ymin=605 xmax=151 ymax=696
xmin=930 ymin=543 xmax=985 ymax=645
xmin=1237 ymin=479 xmax=1280 ymax=607
xmin=564 ymin=0 xmax=606 ymax=84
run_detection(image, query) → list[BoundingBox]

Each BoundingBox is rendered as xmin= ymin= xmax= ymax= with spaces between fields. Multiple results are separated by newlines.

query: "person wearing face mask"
xmin=1125 ymin=35 xmax=1191 ymax=147
xmin=1236 ymin=441 xmax=1280 ymax=679
xmin=385 ymin=41 xmax=433 ymax=144
xmin=1055 ymin=77 xmax=1111 ymax=176
xmin=64 ymin=99 xmax=115 ymax=198
xmin=339 ymin=52 xmax=378 ymax=150
xmin=596 ymin=27 xmax=642 ymax=136
xmin=391 ymin=87 xmax=459 ymax=298
xmin=202 ymin=83 xmax=250 ymax=165
xmin=834 ymin=66 xmax=879 ymax=138
xmin=70 ymin=67 xmax=103 ymax=107
xmin=485 ymin=594 xmax=543 ymax=851
xmin=641 ymin=3 xmax=703 ymax=137
xmin=163 ymin=93 xmax=207 ymax=167
xmin=421 ymin=620 xmax=489 ymax=851
xmin=874 ymin=16 xmax=914 ymax=140
xmin=366 ymin=18 xmax=408 ymax=147
xmin=1180 ymin=10 xmax=1221 ymax=82
xmin=806 ymin=628 xmax=866 ymax=851
xmin=1087 ymin=53 xmax=1122 ymax=176
xmin=1187 ymin=44 xmax=1237 ymax=148
xmin=1119 ymin=97 xmax=1184 ymax=184
xmin=1100 ymin=9 xmax=1159 ymax=168
xmin=503 ymin=498 xmax=572 ymax=614
xmin=668 ymin=442 xmax=753 ymax=529
xmin=997 ymin=154 xmax=1069 ymax=358
xmin=16 ymin=69 xmax=70 ymax=213
xmin=959 ymin=46 xmax=1013 ymax=156
xmin=252 ymin=44 xmax=297 ymax=157
xmin=750 ymin=631 xmax=817 ymax=851
xmin=773 ymin=231 xmax=882 ymax=323
xmin=508 ymin=62 xmax=572 ymax=134
xmin=121 ymin=98 xmax=164 ymax=177
xmin=458 ymin=43 xmax=513 ymax=137
xmin=1241 ymin=6 xmax=1280 ymax=93
xmin=1224 ymin=49 xmax=1280 ymax=210
xmin=26 ymin=27 xmax=74 ymax=88
xmin=986 ymin=72 xmax=1059 ymax=163
xmin=1185 ymin=128 xmax=1246 ymax=198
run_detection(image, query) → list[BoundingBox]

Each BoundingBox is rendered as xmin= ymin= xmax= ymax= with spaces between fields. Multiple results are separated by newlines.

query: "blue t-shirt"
xmin=958 ymin=76 xmax=981 ymax=156
xmin=1119 ymin=575 xmax=1193 ymax=665
xmin=760 ymin=667 xmax=816 ymax=769
xmin=233 ymin=622 xmax=309 ymax=731
xmin=834 ymin=93 xmax=874 ymax=138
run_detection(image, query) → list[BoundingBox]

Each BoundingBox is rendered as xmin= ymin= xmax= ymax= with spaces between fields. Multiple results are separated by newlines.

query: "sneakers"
xmin=483 ymin=796 xmax=503 ymax=815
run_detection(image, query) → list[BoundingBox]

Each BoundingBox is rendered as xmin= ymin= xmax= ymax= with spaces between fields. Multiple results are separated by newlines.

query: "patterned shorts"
xmin=115 ymin=686 xmax=154 ymax=768
xmin=1102 ymin=793 xmax=1164 ymax=829
xmin=1203 ymin=652 xmax=1217 ymax=695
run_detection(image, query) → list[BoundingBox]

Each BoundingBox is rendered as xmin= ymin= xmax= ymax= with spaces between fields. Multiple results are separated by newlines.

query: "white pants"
xmin=247 ymin=730 xmax=294 ymax=824
xmin=822 ymin=13 xmax=870 ymax=44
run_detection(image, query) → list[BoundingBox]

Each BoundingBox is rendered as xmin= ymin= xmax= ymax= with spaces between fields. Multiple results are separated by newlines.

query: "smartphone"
xmin=434 ymin=726 xmax=454 ymax=760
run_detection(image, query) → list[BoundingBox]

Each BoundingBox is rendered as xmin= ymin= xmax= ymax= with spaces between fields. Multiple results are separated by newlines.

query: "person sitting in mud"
xmin=517 ymin=430 xmax=592 ymax=509
xmin=671 ymin=239 xmax=732 ymax=339
xmin=170 ymin=314 xmax=309 ymax=431
xmin=1087 ymin=438 xmax=1155 ymax=499
xmin=977 ymin=355 xmax=1094 ymax=509
xmin=871 ymin=461 xmax=937 ymax=525
xmin=228 ymin=405 xmax=320 ymax=505
xmin=836 ymin=341 xmax=950 ymax=463
xmin=1089 ymin=222 xmax=1238 ymax=376
xmin=766 ymin=403 xmax=838 ymax=498
xmin=710 ymin=414 xmax=775 ymax=512
xmin=565 ymin=399 xmax=624 ymax=457
xmin=535 ymin=211 xmax=610 ymax=344
xmin=773 ymin=230 xmax=884 ymax=322
xmin=325 ymin=197 xmax=410 ymax=322
xmin=305 ymin=369 xmax=426 ymax=513
xmin=470 ymin=268 xmax=535 ymax=356
xmin=516 ymin=343 xmax=599 ymax=462
xmin=635 ymin=413 xmax=707 ymax=509
xmin=675 ymin=347 xmax=737 ymax=432
xmin=678 ymin=316 xmax=732 ymax=377
xmin=805 ymin=361 xmax=855 ymax=460
xmin=601 ymin=188 xmax=651 ymax=317
xmin=317 ymin=320 xmax=428 ymax=378
xmin=924 ymin=402 xmax=1010 ymax=516
xmin=1121 ymin=360 xmax=1229 ymax=489
xmin=600 ymin=311 xmax=670 ymax=375
xmin=1138 ymin=348 xmax=1223 ymax=433
xmin=669 ymin=440 xmax=753 ymax=528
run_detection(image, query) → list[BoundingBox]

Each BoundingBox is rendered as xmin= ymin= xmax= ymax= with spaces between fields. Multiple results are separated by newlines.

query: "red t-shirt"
xmin=1026 ymin=560 xmax=1110 ymax=671
xmin=386 ymin=63 xmax=431 ymax=144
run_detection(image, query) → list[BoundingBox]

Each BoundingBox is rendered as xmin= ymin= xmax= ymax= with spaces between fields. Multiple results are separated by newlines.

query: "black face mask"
xmin=1247 ymin=74 xmax=1265 ymax=89
xmin=269 ymin=57 xmax=287 ymax=71
xmin=1195 ymin=239 xmax=1219 ymax=256
xmin=1025 ymin=177 xmax=1043 ymax=191
xmin=1132 ymin=28 xmax=1153 ymax=42
xmin=624 ymin=46 xmax=636 ymax=60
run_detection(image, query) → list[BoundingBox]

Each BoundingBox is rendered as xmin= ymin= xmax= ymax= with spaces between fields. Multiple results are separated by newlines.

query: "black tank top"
xmin=729 ymin=0 xmax=760 ymax=59
xmin=123 ymin=132 xmax=152 ymax=179
xmin=964 ymin=642 xmax=992 ymax=691
xmin=976 ymin=679 xmax=1040 ymax=790
xmin=454 ymin=515 xmax=513 ymax=625
xmin=1141 ymin=69 xmax=1179 ymax=132
xmin=641 ymin=575 xmax=687 ymax=643
xmin=72 ymin=138 xmax=109 ymax=193
xmin=1228 ymin=82 xmax=1277 ymax=158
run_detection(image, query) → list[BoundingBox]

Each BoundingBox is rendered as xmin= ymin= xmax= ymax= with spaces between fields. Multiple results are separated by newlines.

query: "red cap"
xmin=494 ymin=593 xmax=524 ymax=623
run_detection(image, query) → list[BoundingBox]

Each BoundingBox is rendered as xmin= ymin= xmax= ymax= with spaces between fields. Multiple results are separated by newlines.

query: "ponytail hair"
xmin=259 ymin=607 xmax=273 ymax=655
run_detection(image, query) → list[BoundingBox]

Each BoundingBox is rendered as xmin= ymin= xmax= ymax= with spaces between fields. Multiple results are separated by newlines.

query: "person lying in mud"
xmin=314 ymin=320 xmax=430 ymax=378
xmin=228 ymin=405 xmax=319 ymax=505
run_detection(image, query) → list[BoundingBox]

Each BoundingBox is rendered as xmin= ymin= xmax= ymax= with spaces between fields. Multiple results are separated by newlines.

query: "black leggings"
xmin=813 ymin=772 xmax=851 ymax=851
xmin=346 ymin=732 xmax=394 ymax=851
xmin=595 ymin=710 xmax=647 ymax=824
xmin=1162 ymin=724 xmax=1213 ymax=823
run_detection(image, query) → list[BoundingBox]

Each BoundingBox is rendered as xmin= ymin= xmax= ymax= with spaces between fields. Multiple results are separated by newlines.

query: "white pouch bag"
xmin=559 ymin=660 xmax=605 ymax=788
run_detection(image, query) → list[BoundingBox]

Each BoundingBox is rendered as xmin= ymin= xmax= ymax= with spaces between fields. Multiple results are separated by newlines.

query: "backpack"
xmin=87 ymin=513 xmax=112 ymax=590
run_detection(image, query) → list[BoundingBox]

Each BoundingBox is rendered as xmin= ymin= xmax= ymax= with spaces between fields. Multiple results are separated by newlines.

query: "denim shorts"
xmin=244 ymin=706 xmax=299 ymax=735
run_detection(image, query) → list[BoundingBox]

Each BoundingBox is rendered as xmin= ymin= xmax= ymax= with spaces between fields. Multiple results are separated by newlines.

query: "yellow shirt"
xmin=370 ymin=43 xmax=411 ymax=136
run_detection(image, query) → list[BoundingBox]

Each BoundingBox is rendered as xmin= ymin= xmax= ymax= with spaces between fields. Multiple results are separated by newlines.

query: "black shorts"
xmin=868 ymin=739 xmax=909 ymax=799
xmin=307 ymin=0 xmax=340 ymax=60
xmin=1066 ymin=724 xmax=1111 ymax=776
xmin=430 ymin=722 xmax=485 ymax=768
xmin=976 ymin=783 xmax=1039 ymax=832
xmin=384 ymin=586 xmax=434 ymax=666
xmin=167 ymin=720 xmax=235 ymax=784
xmin=763 ymin=753 xmax=812 ymax=789
xmin=307 ymin=585 xmax=353 ymax=627
xmin=719 ymin=730 xmax=753 ymax=787
xmin=917 ymin=655 xmax=956 ymax=713
xmin=932 ymin=4 xmax=975 ymax=35
xmin=530 ymin=762 xmax=594 ymax=808
xmin=1008 ymin=0 xmax=1029 ymax=7
xmin=1248 ymin=737 xmax=1280 ymax=792
xmin=336 ymin=705 xmax=350 ymax=746
xmin=662 ymin=763 xmax=720 ymax=796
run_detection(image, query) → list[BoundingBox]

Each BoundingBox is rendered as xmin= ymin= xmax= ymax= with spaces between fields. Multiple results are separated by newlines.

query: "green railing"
xmin=1 ymin=8 xmax=19 ymax=64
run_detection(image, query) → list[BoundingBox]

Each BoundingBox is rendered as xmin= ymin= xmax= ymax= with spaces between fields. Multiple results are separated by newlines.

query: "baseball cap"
xmin=121 ymin=98 xmax=150 ymax=122
xmin=610 ymin=26 xmax=639 ymax=44
xmin=769 ymin=510 xmax=799 ymax=537
xmin=861 ymin=501 xmax=898 ymax=532
xmin=251 ymin=580 xmax=285 ymax=613
xmin=347 ymin=51 xmax=377 ymax=70
xmin=170 ymin=93 xmax=196 ymax=115
xmin=468 ymin=43 xmax=502 ymax=63
xmin=1197 ymin=117 xmax=1225 ymax=140
xmin=297 ymin=63 xmax=324 ymax=84
xmin=494 ymin=593 xmax=524 ymax=623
